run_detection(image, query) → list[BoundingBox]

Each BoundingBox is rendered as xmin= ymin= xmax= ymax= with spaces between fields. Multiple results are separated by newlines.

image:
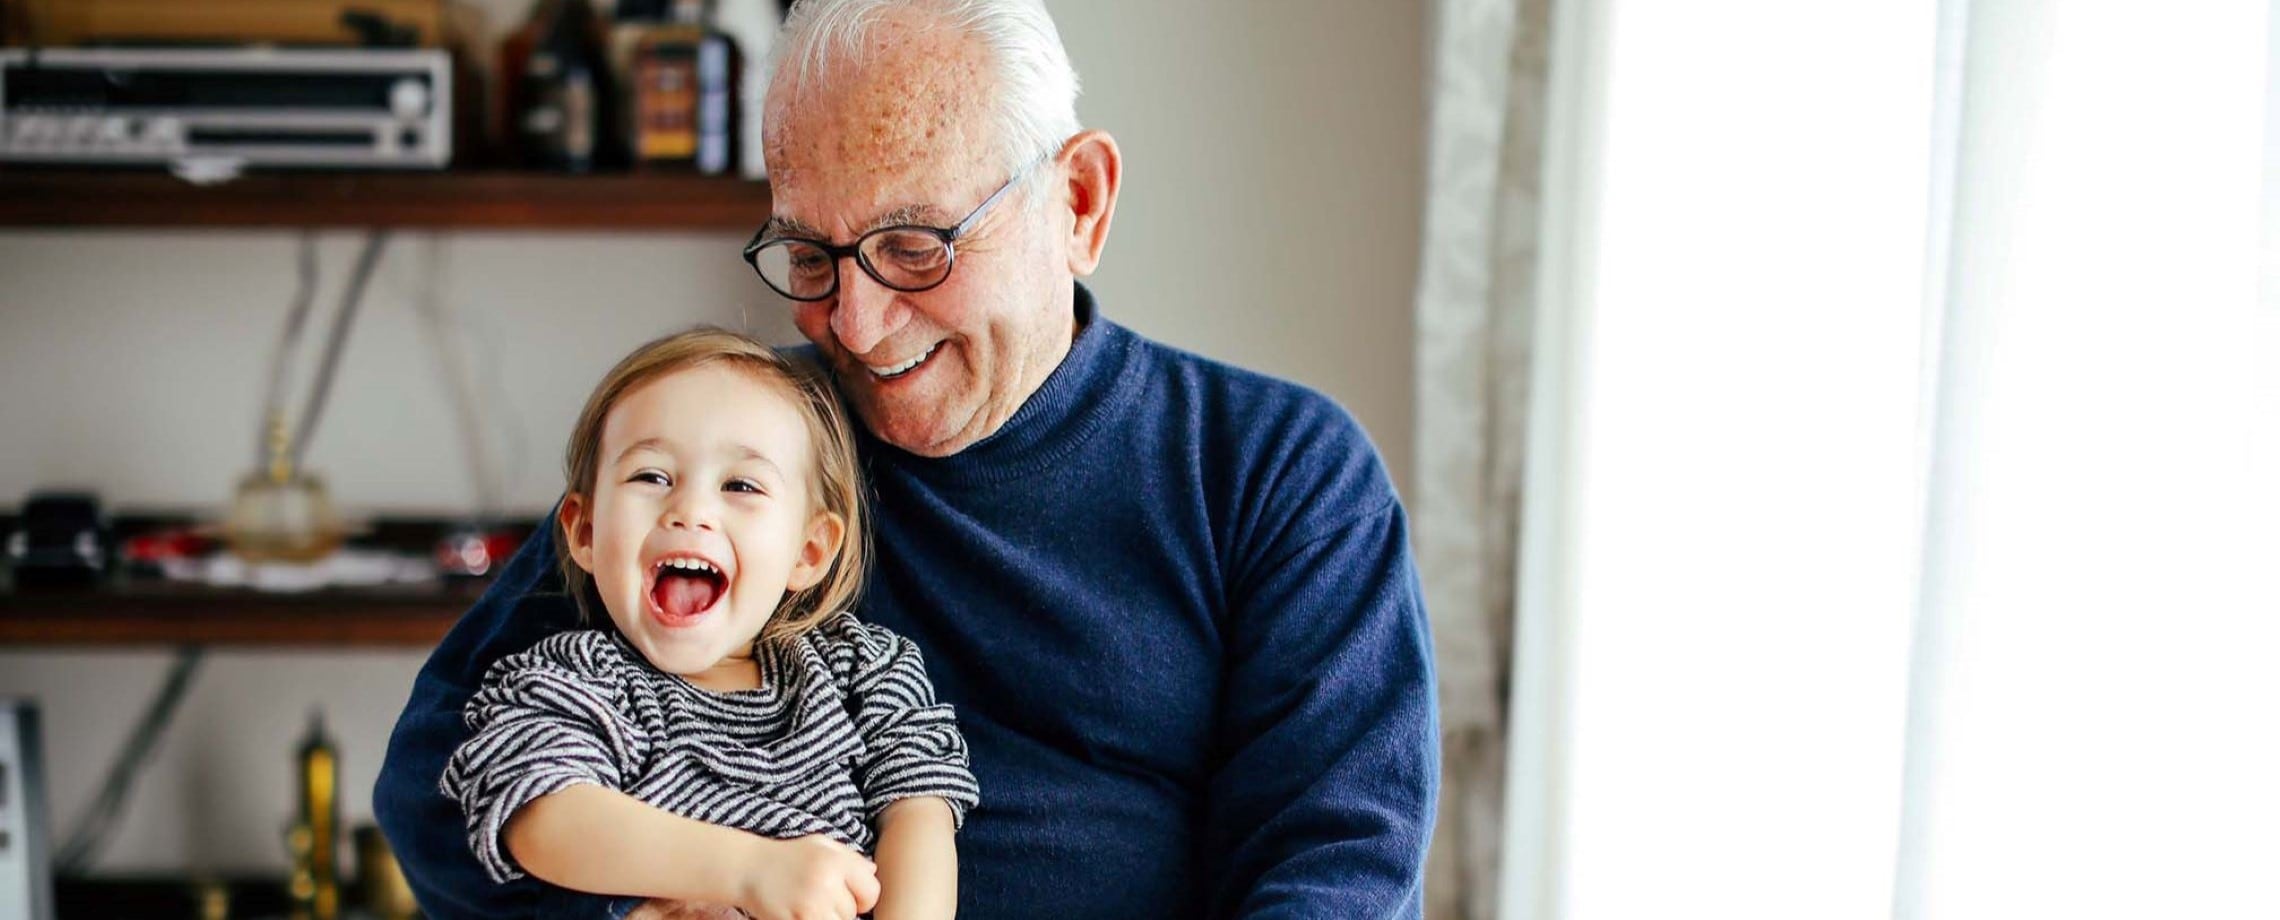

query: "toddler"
xmin=441 ymin=327 xmax=977 ymax=920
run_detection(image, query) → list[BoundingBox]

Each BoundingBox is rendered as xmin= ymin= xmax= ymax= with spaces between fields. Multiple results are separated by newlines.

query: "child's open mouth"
xmin=648 ymin=555 xmax=728 ymax=625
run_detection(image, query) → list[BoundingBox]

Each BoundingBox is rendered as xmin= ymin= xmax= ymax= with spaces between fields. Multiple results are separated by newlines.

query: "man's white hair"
xmin=772 ymin=0 xmax=1082 ymax=187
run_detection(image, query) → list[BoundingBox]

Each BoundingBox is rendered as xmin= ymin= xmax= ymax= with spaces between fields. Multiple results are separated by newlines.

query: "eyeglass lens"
xmin=752 ymin=228 xmax=954 ymax=300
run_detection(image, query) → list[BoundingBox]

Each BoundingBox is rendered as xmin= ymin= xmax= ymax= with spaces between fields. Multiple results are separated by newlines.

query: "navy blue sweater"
xmin=375 ymin=284 xmax=1439 ymax=918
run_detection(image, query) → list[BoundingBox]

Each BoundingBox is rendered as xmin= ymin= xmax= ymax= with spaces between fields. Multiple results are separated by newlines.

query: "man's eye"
xmin=884 ymin=245 xmax=945 ymax=269
xmin=629 ymin=471 xmax=670 ymax=486
xmin=724 ymin=479 xmax=765 ymax=494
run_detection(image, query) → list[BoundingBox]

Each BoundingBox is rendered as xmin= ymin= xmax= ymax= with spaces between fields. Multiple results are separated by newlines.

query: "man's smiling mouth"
xmin=866 ymin=341 xmax=940 ymax=380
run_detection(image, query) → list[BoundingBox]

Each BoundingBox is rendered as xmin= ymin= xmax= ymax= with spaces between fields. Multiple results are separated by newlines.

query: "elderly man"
xmin=374 ymin=1 xmax=1437 ymax=917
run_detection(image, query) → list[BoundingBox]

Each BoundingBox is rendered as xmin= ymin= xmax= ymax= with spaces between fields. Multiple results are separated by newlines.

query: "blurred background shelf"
xmin=0 ymin=513 xmax=511 ymax=648
xmin=0 ymin=169 xmax=773 ymax=230
xmin=0 ymin=579 xmax=480 ymax=647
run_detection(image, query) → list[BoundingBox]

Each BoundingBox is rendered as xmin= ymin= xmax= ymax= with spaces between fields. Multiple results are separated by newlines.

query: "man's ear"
xmin=557 ymin=493 xmax=597 ymax=573
xmin=787 ymin=510 xmax=847 ymax=592
xmin=1058 ymin=129 xmax=1122 ymax=277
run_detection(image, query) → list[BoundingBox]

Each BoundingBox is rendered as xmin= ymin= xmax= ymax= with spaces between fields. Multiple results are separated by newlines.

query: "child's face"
xmin=559 ymin=362 xmax=843 ymax=689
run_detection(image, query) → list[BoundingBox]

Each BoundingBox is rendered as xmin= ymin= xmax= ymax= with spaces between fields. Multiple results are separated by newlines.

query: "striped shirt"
xmin=440 ymin=611 xmax=979 ymax=883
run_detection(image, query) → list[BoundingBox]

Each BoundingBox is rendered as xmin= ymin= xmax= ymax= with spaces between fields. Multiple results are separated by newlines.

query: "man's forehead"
xmin=759 ymin=10 xmax=998 ymax=214
xmin=763 ymin=139 xmax=996 ymax=238
xmin=764 ymin=81 xmax=992 ymax=178
xmin=758 ymin=43 xmax=1004 ymax=233
xmin=769 ymin=161 xmax=945 ymax=232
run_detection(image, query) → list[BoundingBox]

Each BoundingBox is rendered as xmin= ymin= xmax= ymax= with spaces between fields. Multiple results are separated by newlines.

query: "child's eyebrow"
xmin=615 ymin=437 xmax=672 ymax=464
xmin=732 ymin=445 xmax=786 ymax=478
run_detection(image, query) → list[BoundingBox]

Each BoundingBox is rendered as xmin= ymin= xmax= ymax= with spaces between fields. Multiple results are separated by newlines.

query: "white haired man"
xmin=375 ymin=1 xmax=1438 ymax=917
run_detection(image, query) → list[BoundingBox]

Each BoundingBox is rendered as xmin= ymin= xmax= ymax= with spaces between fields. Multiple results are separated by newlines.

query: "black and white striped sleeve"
xmin=438 ymin=631 xmax=647 ymax=883
xmin=827 ymin=616 xmax=981 ymax=827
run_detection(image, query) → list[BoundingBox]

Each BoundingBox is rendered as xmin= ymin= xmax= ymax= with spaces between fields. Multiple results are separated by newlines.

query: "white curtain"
xmin=1412 ymin=0 xmax=1552 ymax=916
xmin=1419 ymin=0 xmax=2280 ymax=918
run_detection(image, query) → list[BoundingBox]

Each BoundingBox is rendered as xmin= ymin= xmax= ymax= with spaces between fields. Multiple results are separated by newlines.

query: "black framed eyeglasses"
xmin=743 ymin=152 xmax=1050 ymax=302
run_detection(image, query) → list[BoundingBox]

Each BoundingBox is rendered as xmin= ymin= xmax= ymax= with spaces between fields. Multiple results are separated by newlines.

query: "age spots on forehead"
xmin=764 ymin=8 xmax=998 ymax=183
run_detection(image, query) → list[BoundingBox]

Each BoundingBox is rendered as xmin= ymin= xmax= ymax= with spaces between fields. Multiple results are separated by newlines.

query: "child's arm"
xmin=868 ymin=796 xmax=959 ymax=920
xmin=509 ymin=784 xmax=881 ymax=918
xmin=442 ymin=634 xmax=879 ymax=919
xmin=825 ymin=615 xmax=980 ymax=919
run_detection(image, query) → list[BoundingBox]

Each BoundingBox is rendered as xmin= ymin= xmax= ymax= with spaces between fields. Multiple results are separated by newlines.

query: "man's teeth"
xmin=868 ymin=343 xmax=938 ymax=379
xmin=660 ymin=558 xmax=718 ymax=575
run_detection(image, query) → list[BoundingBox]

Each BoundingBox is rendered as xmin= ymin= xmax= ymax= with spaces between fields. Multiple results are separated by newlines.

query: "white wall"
xmin=0 ymin=0 xmax=1424 ymax=873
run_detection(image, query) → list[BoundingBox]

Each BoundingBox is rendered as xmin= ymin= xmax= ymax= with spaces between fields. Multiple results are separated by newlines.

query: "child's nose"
xmin=661 ymin=494 xmax=718 ymax=531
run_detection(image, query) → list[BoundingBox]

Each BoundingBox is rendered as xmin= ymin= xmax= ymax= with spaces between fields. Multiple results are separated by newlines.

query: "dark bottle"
xmin=514 ymin=0 xmax=617 ymax=172
xmin=627 ymin=0 xmax=739 ymax=174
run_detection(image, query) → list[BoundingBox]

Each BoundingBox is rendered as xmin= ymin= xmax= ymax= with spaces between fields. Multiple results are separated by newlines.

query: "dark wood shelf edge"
xmin=0 ymin=614 xmax=459 ymax=647
xmin=0 ymin=169 xmax=773 ymax=230
xmin=0 ymin=588 xmax=474 ymax=647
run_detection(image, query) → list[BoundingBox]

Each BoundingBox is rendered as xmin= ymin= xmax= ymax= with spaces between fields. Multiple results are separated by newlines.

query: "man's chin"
xmin=866 ymin=417 xmax=960 ymax=456
xmin=851 ymin=388 xmax=984 ymax=456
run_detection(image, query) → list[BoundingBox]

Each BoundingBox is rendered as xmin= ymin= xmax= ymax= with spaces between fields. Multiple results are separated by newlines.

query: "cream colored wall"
xmin=0 ymin=0 xmax=1423 ymax=872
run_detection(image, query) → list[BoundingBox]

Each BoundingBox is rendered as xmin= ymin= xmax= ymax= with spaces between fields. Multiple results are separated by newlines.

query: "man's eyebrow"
xmin=762 ymin=215 xmax=825 ymax=239
xmin=861 ymin=203 xmax=946 ymax=232
xmin=761 ymin=204 xmax=951 ymax=241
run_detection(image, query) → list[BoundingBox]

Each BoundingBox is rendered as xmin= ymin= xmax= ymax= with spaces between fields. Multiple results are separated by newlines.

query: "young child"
xmin=441 ymin=327 xmax=977 ymax=920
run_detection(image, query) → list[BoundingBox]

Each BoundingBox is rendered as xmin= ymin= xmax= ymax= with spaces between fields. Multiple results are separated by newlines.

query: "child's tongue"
xmin=654 ymin=571 xmax=722 ymax=619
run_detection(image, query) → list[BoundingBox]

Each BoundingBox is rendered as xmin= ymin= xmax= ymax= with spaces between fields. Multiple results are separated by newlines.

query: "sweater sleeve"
xmin=440 ymin=632 xmax=647 ymax=884
xmin=825 ymin=615 xmax=982 ymax=827
xmin=374 ymin=513 xmax=645 ymax=920
xmin=1202 ymin=418 xmax=1440 ymax=919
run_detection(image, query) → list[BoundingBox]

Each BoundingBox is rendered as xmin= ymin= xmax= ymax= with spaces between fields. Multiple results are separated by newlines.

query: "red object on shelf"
xmin=124 ymin=529 xmax=217 ymax=563
xmin=433 ymin=529 xmax=525 ymax=578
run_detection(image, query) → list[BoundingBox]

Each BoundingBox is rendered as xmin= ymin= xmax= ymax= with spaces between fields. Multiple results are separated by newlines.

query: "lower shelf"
xmin=0 ymin=580 xmax=480 ymax=647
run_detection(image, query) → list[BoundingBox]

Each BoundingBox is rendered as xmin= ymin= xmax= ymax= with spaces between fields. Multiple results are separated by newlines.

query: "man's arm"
xmin=1202 ymin=449 xmax=1440 ymax=918
xmin=374 ymin=517 xmax=641 ymax=920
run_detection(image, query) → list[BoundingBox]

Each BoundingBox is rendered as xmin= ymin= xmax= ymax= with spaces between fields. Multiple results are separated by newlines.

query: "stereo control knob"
xmin=8 ymin=116 xmax=51 ymax=147
xmin=144 ymin=117 xmax=184 ymax=152
xmin=389 ymin=78 xmax=431 ymax=119
xmin=65 ymin=115 xmax=102 ymax=146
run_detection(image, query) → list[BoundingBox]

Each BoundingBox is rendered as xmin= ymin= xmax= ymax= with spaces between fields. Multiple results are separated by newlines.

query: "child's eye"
xmin=723 ymin=479 xmax=765 ymax=495
xmin=628 ymin=471 xmax=670 ymax=486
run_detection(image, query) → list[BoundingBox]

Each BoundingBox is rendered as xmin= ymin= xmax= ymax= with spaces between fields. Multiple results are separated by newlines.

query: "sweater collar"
xmin=859 ymin=281 xmax=1137 ymax=486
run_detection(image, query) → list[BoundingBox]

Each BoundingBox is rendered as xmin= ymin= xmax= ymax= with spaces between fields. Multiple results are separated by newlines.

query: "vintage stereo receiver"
xmin=0 ymin=47 xmax=451 ymax=169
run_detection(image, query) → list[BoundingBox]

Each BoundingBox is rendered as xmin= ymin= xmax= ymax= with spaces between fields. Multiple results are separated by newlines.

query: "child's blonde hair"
xmin=558 ymin=326 xmax=869 ymax=645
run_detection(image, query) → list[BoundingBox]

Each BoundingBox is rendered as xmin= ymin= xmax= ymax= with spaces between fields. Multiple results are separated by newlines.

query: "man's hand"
xmin=730 ymin=835 xmax=882 ymax=920
xmin=624 ymin=900 xmax=748 ymax=920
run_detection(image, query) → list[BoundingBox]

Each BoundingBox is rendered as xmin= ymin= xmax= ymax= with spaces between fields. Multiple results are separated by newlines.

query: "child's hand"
xmin=732 ymin=835 xmax=881 ymax=920
xmin=625 ymin=901 xmax=748 ymax=920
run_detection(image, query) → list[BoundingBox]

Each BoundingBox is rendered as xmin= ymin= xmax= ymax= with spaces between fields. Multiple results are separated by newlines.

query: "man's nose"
xmin=830 ymin=261 xmax=907 ymax=357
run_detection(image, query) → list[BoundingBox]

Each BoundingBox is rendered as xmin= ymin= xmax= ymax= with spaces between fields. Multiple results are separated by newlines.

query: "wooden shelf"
xmin=0 ymin=579 xmax=481 ymax=647
xmin=0 ymin=168 xmax=772 ymax=230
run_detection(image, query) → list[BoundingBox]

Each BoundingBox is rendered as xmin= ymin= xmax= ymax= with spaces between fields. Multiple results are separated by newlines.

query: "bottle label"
xmin=563 ymin=75 xmax=594 ymax=162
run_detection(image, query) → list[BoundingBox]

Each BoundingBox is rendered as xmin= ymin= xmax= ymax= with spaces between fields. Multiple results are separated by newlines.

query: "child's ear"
xmin=557 ymin=493 xmax=598 ymax=572
xmin=787 ymin=510 xmax=846 ymax=592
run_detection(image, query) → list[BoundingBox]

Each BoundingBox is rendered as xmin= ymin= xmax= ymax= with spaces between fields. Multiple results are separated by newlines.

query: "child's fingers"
xmin=826 ymin=885 xmax=858 ymax=920
xmin=845 ymin=858 xmax=881 ymax=913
